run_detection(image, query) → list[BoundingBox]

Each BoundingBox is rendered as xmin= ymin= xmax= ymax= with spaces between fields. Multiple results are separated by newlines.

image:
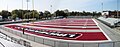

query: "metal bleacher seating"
xmin=68 ymin=16 xmax=93 ymax=18
xmin=0 ymin=42 xmax=5 ymax=47
xmin=98 ymin=17 xmax=120 ymax=27
xmin=0 ymin=31 xmax=32 ymax=47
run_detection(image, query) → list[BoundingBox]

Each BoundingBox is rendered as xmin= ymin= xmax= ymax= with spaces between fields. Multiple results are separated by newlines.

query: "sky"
xmin=0 ymin=0 xmax=119 ymax=12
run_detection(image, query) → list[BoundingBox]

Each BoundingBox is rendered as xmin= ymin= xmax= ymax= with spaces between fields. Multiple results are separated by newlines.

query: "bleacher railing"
xmin=0 ymin=30 xmax=31 ymax=47
xmin=0 ymin=26 xmax=120 ymax=47
xmin=0 ymin=42 xmax=5 ymax=47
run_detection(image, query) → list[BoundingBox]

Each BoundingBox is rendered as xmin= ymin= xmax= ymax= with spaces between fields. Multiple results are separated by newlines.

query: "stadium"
xmin=0 ymin=16 xmax=120 ymax=47
xmin=0 ymin=0 xmax=120 ymax=47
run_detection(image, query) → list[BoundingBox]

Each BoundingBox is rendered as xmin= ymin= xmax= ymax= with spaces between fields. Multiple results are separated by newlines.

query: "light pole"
xmin=27 ymin=0 xmax=29 ymax=11
xmin=26 ymin=0 xmax=29 ymax=22
xmin=7 ymin=4 xmax=8 ymax=11
xmin=101 ymin=3 xmax=103 ymax=12
xmin=22 ymin=0 xmax=23 ymax=10
xmin=50 ymin=5 xmax=52 ymax=13
xmin=117 ymin=0 xmax=119 ymax=18
xmin=50 ymin=0 xmax=54 ymax=18
xmin=32 ymin=0 xmax=34 ymax=20
xmin=22 ymin=0 xmax=23 ymax=19
xmin=5 ymin=0 xmax=8 ymax=11
xmin=101 ymin=2 xmax=103 ymax=16
xmin=22 ymin=0 xmax=24 ymax=34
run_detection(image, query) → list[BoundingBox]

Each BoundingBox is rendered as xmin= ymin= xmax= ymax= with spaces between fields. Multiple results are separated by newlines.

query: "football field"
xmin=4 ymin=18 xmax=111 ymax=42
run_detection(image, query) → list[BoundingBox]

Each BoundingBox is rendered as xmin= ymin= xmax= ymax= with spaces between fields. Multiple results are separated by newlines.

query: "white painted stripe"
xmin=92 ymin=19 xmax=111 ymax=41
xmin=2 ymin=25 xmax=110 ymax=43
xmin=15 ymin=24 xmax=101 ymax=32
xmin=2 ymin=19 xmax=111 ymax=42
xmin=26 ymin=24 xmax=98 ymax=28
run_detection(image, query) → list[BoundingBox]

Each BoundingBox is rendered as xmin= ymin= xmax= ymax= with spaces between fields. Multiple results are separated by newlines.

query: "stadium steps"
xmin=0 ymin=28 xmax=51 ymax=47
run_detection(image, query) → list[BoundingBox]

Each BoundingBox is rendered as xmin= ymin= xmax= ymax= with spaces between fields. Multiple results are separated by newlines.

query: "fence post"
xmin=113 ymin=42 xmax=115 ymax=47
xmin=68 ymin=43 xmax=69 ymax=47
xmin=54 ymin=41 xmax=56 ymax=47
xmin=43 ymin=39 xmax=44 ymax=44
xmin=83 ymin=43 xmax=84 ymax=47
xmin=98 ymin=43 xmax=99 ymax=47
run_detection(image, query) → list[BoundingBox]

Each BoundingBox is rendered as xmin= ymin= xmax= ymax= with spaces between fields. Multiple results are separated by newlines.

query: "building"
xmin=102 ymin=11 xmax=120 ymax=18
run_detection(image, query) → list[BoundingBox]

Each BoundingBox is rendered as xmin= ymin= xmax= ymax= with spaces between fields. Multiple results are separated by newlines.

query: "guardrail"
xmin=98 ymin=17 xmax=120 ymax=27
xmin=67 ymin=16 xmax=93 ymax=18
xmin=0 ymin=30 xmax=31 ymax=47
xmin=0 ymin=26 xmax=120 ymax=47
xmin=0 ymin=42 xmax=5 ymax=47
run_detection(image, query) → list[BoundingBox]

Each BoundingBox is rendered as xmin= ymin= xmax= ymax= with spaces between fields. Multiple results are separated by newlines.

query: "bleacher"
xmin=98 ymin=17 xmax=120 ymax=27
xmin=0 ymin=31 xmax=32 ymax=47
xmin=0 ymin=38 xmax=25 ymax=47
xmin=67 ymin=16 xmax=93 ymax=18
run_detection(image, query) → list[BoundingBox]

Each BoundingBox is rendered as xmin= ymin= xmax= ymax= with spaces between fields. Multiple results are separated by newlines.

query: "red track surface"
xmin=24 ymin=24 xmax=99 ymax=30
xmin=33 ymin=19 xmax=96 ymax=26
xmin=5 ymin=25 xmax=108 ymax=41
xmin=4 ymin=19 xmax=108 ymax=41
xmin=32 ymin=24 xmax=97 ymax=26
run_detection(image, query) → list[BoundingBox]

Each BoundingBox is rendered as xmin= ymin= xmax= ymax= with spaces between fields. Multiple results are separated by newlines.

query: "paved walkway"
xmin=0 ymin=29 xmax=51 ymax=47
xmin=113 ymin=27 xmax=120 ymax=34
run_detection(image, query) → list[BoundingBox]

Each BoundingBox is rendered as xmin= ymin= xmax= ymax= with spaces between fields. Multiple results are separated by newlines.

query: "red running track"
xmin=31 ymin=19 xmax=96 ymax=26
xmin=24 ymin=24 xmax=99 ymax=30
xmin=5 ymin=25 xmax=108 ymax=41
xmin=24 ymin=19 xmax=98 ymax=30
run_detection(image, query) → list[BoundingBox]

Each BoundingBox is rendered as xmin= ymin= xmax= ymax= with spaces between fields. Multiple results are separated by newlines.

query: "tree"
xmin=31 ymin=10 xmax=39 ymax=19
xmin=12 ymin=9 xmax=23 ymax=19
xmin=55 ymin=10 xmax=68 ymax=18
xmin=0 ymin=9 xmax=103 ymax=19
xmin=1 ymin=10 xmax=11 ymax=20
xmin=8 ymin=12 xmax=11 ymax=16
xmin=43 ymin=11 xmax=51 ymax=19
xmin=11 ymin=14 xmax=18 ymax=20
xmin=23 ymin=12 xmax=30 ymax=19
xmin=97 ymin=12 xmax=101 ymax=16
xmin=54 ymin=10 xmax=60 ymax=16
xmin=39 ymin=12 xmax=44 ymax=19
xmin=0 ymin=12 xmax=1 ymax=15
xmin=82 ymin=11 xmax=86 ymax=16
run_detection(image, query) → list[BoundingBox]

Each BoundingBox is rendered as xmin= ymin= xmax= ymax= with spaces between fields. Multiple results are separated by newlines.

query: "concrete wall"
xmin=0 ymin=26 xmax=120 ymax=47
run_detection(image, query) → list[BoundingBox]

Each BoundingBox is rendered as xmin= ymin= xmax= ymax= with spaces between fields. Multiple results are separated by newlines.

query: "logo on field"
xmin=6 ymin=25 xmax=82 ymax=38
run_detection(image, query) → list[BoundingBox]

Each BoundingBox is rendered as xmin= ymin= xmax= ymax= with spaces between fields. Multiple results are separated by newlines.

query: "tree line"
xmin=0 ymin=9 xmax=101 ymax=20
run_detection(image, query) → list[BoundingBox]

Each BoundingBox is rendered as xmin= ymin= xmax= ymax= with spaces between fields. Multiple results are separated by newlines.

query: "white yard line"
xmin=92 ymin=19 xmax=111 ymax=41
xmin=17 ymin=24 xmax=101 ymax=32
xmin=24 ymin=24 xmax=98 ymax=28
xmin=2 ymin=19 xmax=112 ymax=43
xmin=1 ymin=25 xmax=111 ymax=43
xmin=84 ymin=19 xmax=88 ymax=26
